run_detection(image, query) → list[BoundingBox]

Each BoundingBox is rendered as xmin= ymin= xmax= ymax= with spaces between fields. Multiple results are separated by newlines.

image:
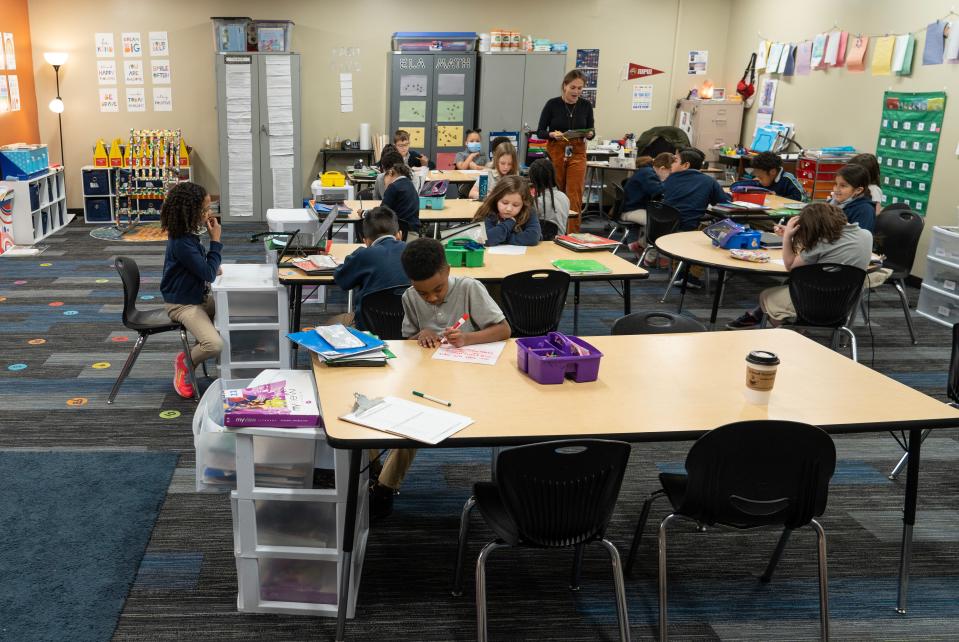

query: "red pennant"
xmin=628 ymin=63 xmax=664 ymax=79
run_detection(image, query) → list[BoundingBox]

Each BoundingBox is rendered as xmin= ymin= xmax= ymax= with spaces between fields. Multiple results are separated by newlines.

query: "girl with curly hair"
xmin=160 ymin=182 xmax=223 ymax=398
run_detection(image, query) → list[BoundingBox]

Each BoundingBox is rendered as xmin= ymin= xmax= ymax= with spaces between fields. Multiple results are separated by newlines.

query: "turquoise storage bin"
xmin=0 ymin=145 xmax=49 ymax=180
xmin=419 ymin=195 xmax=446 ymax=210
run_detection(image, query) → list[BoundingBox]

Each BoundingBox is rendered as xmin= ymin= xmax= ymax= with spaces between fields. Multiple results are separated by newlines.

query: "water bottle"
xmin=478 ymin=173 xmax=489 ymax=200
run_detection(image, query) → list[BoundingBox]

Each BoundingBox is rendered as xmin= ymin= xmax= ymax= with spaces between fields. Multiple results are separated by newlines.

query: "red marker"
xmin=440 ymin=313 xmax=470 ymax=344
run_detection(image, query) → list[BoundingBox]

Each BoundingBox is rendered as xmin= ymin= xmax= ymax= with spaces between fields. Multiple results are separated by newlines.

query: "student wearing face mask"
xmin=455 ymin=129 xmax=487 ymax=170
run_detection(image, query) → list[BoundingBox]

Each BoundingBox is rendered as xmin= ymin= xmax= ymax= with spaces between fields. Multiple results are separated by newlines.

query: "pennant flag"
xmin=627 ymin=63 xmax=664 ymax=79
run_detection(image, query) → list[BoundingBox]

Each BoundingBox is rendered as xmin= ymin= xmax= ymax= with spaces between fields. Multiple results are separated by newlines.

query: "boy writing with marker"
xmin=369 ymin=238 xmax=510 ymax=518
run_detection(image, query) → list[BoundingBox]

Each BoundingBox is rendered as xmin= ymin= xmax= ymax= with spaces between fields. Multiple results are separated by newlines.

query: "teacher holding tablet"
xmin=537 ymin=69 xmax=595 ymax=232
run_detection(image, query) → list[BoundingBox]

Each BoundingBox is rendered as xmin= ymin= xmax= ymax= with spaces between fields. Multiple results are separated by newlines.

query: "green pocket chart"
xmin=875 ymin=91 xmax=946 ymax=215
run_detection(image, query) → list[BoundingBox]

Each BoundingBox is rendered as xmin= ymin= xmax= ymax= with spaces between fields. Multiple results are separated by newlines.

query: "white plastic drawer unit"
xmin=916 ymin=283 xmax=959 ymax=328
xmin=928 ymin=226 xmax=959 ymax=265
xmin=923 ymin=255 xmax=959 ymax=295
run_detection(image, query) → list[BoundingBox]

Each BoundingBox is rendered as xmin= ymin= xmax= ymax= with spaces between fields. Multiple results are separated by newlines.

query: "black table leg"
xmin=573 ymin=281 xmax=580 ymax=335
xmin=623 ymin=279 xmax=631 ymax=315
xmin=290 ymin=284 xmax=303 ymax=360
xmin=710 ymin=270 xmax=726 ymax=329
xmin=896 ymin=428 xmax=923 ymax=614
xmin=678 ymin=270 xmax=689 ymax=314
xmin=336 ymin=448 xmax=363 ymax=641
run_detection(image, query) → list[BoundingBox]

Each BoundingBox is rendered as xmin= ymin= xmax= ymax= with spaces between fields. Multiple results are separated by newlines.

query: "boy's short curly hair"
xmin=751 ymin=152 xmax=783 ymax=172
xmin=160 ymin=182 xmax=208 ymax=239
xmin=401 ymin=238 xmax=448 ymax=282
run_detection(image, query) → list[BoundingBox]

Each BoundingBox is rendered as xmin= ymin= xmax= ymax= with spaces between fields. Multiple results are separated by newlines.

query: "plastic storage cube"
xmin=516 ymin=333 xmax=603 ymax=384
xmin=928 ymin=227 xmax=959 ymax=265
xmin=212 ymin=17 xmax=252 ymax=52
xmin=256 ymin=20 xmax=294 ymax=52
xmin=923 ymin=256 xmax=959 ymax=294
xmin=916 ymin=284 xmax=959 ymax=328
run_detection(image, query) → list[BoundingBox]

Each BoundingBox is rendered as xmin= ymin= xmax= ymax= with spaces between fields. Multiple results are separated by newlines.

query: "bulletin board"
xmin=874 ymin=91 xmax=947 ymax=215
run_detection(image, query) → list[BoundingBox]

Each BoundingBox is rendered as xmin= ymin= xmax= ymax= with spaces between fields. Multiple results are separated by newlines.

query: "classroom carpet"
xmin=1 ymin=216 xmax=958 ymax=641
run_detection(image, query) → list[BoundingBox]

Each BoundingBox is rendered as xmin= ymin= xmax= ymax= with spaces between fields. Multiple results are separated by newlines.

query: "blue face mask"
xmin=466 ymin=142 xmax=482 ymax=153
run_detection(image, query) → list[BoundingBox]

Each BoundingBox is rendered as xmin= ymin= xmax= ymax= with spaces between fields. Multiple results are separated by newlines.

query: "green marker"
xmin=412 ymin=390 xmax=452 ymax=407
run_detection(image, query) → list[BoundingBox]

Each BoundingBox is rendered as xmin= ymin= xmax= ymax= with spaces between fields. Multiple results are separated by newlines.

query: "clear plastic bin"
xmin=916 ymin=284 xmax=959 ymax=328
xmin=225 ymin=291 xmax=281 ymax=324
xmin=258 ymin=557 xmax=337 ymax=604
xmin=255 ymin=499 xmax=336 ymax=548
xmin=256 ymin=20 xmax=294 ymax=52
xmin=229 ymin=329 xmax=281 ymax=363
xmin=212 ymin=17 xmax=252 ymax=53
xmin=928 ymin=227 xmax=959 ymax=265
xmin=923 ymin=255 xmax=959 ymax=294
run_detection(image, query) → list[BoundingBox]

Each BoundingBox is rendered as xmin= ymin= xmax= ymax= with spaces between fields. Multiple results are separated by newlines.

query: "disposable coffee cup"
xmin=744 ymin=350 xmax=780 ymax=405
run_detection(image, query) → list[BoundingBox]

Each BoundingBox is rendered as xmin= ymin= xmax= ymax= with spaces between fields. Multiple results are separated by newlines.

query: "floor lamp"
xmin=43 ymin=52 xmax=68 ymax=168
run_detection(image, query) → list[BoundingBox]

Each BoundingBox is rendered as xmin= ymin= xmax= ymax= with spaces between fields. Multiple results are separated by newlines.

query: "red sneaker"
xmin=173 ymin=352 xmax=195 ymax=399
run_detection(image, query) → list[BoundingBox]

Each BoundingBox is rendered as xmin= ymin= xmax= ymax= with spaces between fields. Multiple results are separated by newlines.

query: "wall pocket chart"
xmin=875 ymin=91 xmax=946 ymax=215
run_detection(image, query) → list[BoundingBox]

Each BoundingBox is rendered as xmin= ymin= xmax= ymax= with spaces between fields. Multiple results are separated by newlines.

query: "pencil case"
xmin=516 ymin=333 xmax=603 ymax=384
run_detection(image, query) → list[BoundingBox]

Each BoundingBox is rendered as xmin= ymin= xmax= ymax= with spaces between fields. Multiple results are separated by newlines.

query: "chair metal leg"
xmin=888 ymin=429 xmax=931 ymax=480
xmin=179 ymin=328 xmax=201 ymax=402
xmin=452 ymin=495 xmax=477 ymax=596
xmin=570 ymin=543 xmax=585 ymax=591
xmin=840 ymin=326 xmax=858 ymax=362
xmin=760 ymin=528 xmax=793 ymax=583
xmin=598 ymin=538 xmax=632 ymax=642
xmin=107 ymin=332 xmax=148 ymax=404
xmin=476 ymin=541 xmax=507 ymax=642
xmin=626 ymin=490 xmax=665 ymax=576
xmin=894 ymin=279 xmax=918 ymax=345
xmin=809 ymin=518 xmax=830 ymax=641
xmin=658 ymin=514 xmax=679 ymax=642
xmin=637 ymin=245 xmax=649 ymax=267
xmin=660 ymin=260 xmax=684 ymax=303
xmin=201 ymin=360 xmax=209 ymax=377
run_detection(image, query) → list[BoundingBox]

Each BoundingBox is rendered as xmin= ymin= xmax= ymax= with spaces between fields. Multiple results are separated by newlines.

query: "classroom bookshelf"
xmin=0 ymin=167 xmax=71 ymax=244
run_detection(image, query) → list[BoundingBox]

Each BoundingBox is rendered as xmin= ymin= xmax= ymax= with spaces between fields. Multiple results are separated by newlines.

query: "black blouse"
xmin=536 ymin=97 xmax=595 ymax=139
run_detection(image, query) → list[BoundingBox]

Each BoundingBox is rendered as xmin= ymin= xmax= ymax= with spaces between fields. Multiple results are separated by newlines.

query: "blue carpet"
xmin=0 ymin=451 xmax=177 ymax=642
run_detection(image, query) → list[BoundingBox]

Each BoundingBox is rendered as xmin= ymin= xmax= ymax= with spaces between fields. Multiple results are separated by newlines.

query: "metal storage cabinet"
xmin=216 ymin=53 xmax=302 ymax=222
xmin=673 ymin=99 xmax=744 ymax=163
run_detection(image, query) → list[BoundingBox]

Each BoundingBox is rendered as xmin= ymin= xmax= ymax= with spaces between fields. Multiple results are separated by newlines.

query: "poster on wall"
xmin=687 ymin=50 xmax=707 ymax=75
xmin=125 ymin=87 xmax=146 ymax=112
xmin=95 ymin=33 xmax=115 ymax=57
xmin=150 ymin=59 xmax=171 ymax=84
xmin=98 ymin=87 xmax=119 ymax=112
xmin=97 ymin=60 xmax=117 ymax=84
xmin=0 ymin=34 xmax=5 ymax=71
xmin=121 ymin=32 xmax=142 ymax=57
xmin=0 ymin=76 xmax=9 ymax=112
xmin=875 ymin=91 xmax=947 ymax=215
xmin=153 ymin=87 xmax=173 ymax=111
xmin=149 ymin=32 xmax=169 ymax=57
xmin=575 ymin=48 xmax=599 ymax=108
xmin=3 ymin=33 xmax=15 ymax=70
xmin=123 ymin=60 xmax=144 ymax=84
xmin=631 ymin=84 xmax=653 ymax=111
xmin=7 ymin=75 xmax=19 ymax=111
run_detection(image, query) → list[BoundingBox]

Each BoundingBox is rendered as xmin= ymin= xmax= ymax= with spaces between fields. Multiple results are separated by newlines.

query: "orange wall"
xmin=0 ymin=0 xmax=40 ymax=147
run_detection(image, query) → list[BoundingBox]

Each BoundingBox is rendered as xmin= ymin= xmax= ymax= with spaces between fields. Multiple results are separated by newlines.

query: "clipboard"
xmin=340 ymin=393 xmax=473 ymax=445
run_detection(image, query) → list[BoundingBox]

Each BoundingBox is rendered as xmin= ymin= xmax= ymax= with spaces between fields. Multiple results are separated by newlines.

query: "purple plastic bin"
xmin=516 ymin=333 xmax=603 ymax=385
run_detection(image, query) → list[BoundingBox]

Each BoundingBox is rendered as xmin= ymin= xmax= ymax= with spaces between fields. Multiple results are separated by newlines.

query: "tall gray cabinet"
xmin=476 ymin=52 xmax=568 ymax=161
xmin=216 ymin=53 xmax=302 ymax=222
xmin=388 ymin=53 xmax=477 ymax=170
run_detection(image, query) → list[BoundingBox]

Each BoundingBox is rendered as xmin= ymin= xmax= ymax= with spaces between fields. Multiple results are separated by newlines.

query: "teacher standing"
xmin=536 ymin=69 xmax=595 ymax=232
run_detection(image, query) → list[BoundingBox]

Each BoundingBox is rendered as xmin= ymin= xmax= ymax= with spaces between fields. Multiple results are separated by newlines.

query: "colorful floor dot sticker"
xmin=63 ymin=310 xmax=79 ymax=316
xmin=140 ymin=295 xmax=155 ymax=300
xmin=92 ymin=362 xmax=111 ymax=369
xmin=27 ymin=338 xmax=46 ymax=345
xmin=111 ymin=336 xmax=130 ymax=342
xmin=39 ymin=263 xmax=52 ymax=267
xmin=49 ymin=301 xmax=64 ymax=307
xmin=14 ymin=280 xmax=27 ymax=285
xmin=7 ymin=363 xmax=27 ymax=371
xmin=95 ymin=279 xmax=109 ymax=284
xmin=66 ymin=397 xmax=88 ymax=407
xmin=159 ymin=410 xmax=181 ymax=419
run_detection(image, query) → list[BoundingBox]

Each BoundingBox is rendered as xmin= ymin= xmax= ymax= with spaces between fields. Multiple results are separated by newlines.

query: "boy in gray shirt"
xmin=370 ymin=238 xmax=510 ymax=518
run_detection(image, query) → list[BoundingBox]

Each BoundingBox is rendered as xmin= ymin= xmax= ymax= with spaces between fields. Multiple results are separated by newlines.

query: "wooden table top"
xmin=428 ymin=170 xmax=484 ymax=183
xmin=313 ymin=330 xmax=959 ymax=448
xmin=656 ymin=231 xmax=788 ymax=274
xmin=280 ymin=242 xmax=649 ymax=284
xmin=344 ymin=199 xmax=480 ymax=222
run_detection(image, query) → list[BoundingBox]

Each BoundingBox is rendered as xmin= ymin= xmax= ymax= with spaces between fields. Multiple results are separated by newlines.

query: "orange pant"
xmin=547 ymin=139 xmax=587 ymax=232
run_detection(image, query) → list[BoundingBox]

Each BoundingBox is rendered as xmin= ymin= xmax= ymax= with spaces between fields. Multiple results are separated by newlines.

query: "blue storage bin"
xmin=0 ymin=145 xmax=49 ymax=179
xmin=83 ymin=168 xmax=112 ymax=196
xmin=29 ymin=183 xmax=40 ymax=210
xmin=419 ymin=195 xmax=445 ymax=210
xmin=85 ymin=197 xmax=113 ymax=222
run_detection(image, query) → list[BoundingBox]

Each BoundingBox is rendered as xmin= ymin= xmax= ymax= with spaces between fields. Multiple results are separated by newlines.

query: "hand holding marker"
xmin=440 ymin=313 xmax=469 ymax=345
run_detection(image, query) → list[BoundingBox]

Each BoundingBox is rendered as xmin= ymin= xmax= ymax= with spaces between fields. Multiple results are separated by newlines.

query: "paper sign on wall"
xmin=153 ymin=87 xmax=173 ymax=111
xmin=123 ymin=60 xmax=144 ymax=84
xmin=406 ymin=127 xmax=425 ymax=148
xmin=0 ymin=35 xmax=5 ymax=71
xmin=687 ymin=50 xmax=707 ymax=75
xmin=151 ymin=59 xmax=171 ymax=84
xmin=126 ymin=87 xmax=146 ymax=112
xmin=847 ymin=35 xmax=869 ymax=72
xmin=436 ymin=125 xmax=463 ymax=148
xmin=3 ymin=34 xmax=15 ymax=70
xmin=97 ymin=60 xmax=117 ymax=84
xmin=0 ymin=76 xmax=8 ymax=112
xmin=99 ymin=87 xmax=119 ymax=113
xmin=923 ymin=21 xmax=947 ymax=65
xmin=95 ymin=32 xmax=115 ymax=58
xmin=122 ymin=32 xmax=142 ymax=57
xmin=7 ymin=75 xmax=19 ymax=111
xmin=872 ymin=36 xmax=895 ymax=75
xmin=149 ymin=32 xmax=168 ymax=57
xmin=631 ymin=84 xmax=653 ymax=111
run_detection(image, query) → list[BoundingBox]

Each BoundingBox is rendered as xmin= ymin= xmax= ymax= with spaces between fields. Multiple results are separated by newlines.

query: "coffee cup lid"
xmin=746 ymin=350 xmax=780 ymax=365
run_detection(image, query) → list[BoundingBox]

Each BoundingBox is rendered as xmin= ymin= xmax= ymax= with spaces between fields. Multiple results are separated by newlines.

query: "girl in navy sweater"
xmin=832 ymin=164 xmax=875 ymax=232
xmin=621 ymin=152 xmax=671 ymax=255
xmin=472 ymin=175 xmax=542 ymax=246
xmin=160 ymin=182 xmax=223 ymax=398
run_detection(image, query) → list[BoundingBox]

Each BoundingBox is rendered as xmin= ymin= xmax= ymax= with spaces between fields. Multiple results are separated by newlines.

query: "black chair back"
xmin=610 ymin=311 xmax=707 ymax=335
xmin=949 ymin=323 xmax=959 ymax=404
xmin=874 ymin=207 xmax=924 ymax=277
xmin=358 ymin=286 xmax=407 ymax=340
xmin=495 ymin=439 xmax=631 ymax=547
xmin=609 ymin=183 xmax=626 ymax=222
xmin=115 ymin=256 xmax=142 ymax=329
xmin=679 ymin=421 xmax=836 ymax=529
xmin=540 ymin=220 xmax=560 ymax=242
xmin=501 ymin=270 xmax=570 ymax=337
xmin=788 ymin=263 xmax=866 ymax=328
xmin=644 ymin=201 xmax=681 ymax=248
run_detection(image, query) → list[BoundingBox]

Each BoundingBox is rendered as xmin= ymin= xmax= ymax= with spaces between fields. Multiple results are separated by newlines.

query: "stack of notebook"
xmin=553 ymin=232 xmax=620 ymax=251
xmin=287 ymin=325 xmax=394 ymax=367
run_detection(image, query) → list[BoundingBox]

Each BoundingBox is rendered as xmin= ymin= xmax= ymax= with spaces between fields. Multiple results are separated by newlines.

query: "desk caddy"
xmin=703 ymin=218 xmax=761 ymax=250
xmin=444 ymin=237 xmax=485 ymax=267
xmin=516 ymin=333 xmax=603 ymax=384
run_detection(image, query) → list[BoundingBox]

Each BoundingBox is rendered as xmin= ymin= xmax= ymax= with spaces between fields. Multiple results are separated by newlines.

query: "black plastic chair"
xmin=108 ymin=256 xmax=201 ymax=403
xmin=607 ymin=182 xmax=632 ymax=255
xmin=888 ymin=322 xmax=959 ymax=479
xmin=872 ymin=207 xmax=924 ymax=344
xmin=500 ymin=270 xmax=570 ymax=337
xmin=611 ymin=310 xmax=707 ymax=335
xmin=453 ymin=439 xmax=632 ymax=642
xmin=766 ymin=263 xmax=867 ymax=362
xmin=358 ymin=285 xmax=407 ymax=340
xmin=643 ymin=201 xmax=681 ymax=270
xmin=540 ymin=220 xmax=560 ymax=242
xmin=626 ymin=421 xmax=836 ymax=642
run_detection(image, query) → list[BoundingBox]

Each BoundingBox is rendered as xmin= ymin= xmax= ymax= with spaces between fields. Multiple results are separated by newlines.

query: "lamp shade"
xmin=48 ymin=98 xmax=65 ymax=113
xmin=43 ymin=51 xmax=69 ymax=66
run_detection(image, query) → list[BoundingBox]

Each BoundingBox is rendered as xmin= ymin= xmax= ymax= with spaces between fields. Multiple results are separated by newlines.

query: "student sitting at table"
xmin=621 ymin=152 xmax=671 ymax=257
xmin=847 ymin=153 xmax=883 ymax=215
xmin=468 ymin=142 xmax=519 ymax=199
xmin=382 ymin=162 xmax=421 ymax=239
xmin=831 ymin=164 xmax=876 ymax=232
xmin=367 ymin=238 xmax=510 ymax=518
xmin=473 ymin=175 xmax=542 ymax=246
xmin=373 ymin=147 xmax=404 ymax=199
xmin=332 ymin=206 xmax=408 ymax=330
xmin=455 ymin=129 xmax=488 ymax=170
xmin=394 ymin=129 xmax=435 ymax=170
xmin=730 ymin=151 xmax=806 ymax=202
xmin=527 ymin=158 xmax=569 ymax=240
xmin=727 ymin=202 xmax=873 ymax=329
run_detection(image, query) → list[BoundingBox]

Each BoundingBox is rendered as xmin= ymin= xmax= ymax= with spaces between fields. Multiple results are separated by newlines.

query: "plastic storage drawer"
xmin=916 ymin=284 xmax=959 ymax=328
xmin=923 ymin=255 xmax=959 ymax=295
xmin=238 ymin=499 xmax=337 ymax=550
xmin=928 ymin=227 xmax=959 ymax=265
xmin=85 ymin=197 xmax=113 ymax=222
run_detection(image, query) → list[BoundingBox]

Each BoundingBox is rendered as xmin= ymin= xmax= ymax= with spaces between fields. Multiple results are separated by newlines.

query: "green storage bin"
xmin=444 ymin=238 xmax=485 ymax=267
